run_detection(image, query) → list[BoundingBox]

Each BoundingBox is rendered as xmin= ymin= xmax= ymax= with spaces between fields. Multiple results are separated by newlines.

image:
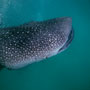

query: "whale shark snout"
xmin=58 ymin=28 xmax=74 ymax=53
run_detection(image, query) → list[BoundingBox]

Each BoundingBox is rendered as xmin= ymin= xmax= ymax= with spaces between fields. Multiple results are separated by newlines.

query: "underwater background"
xmin=0 ymin=0 xmax=90 ymax=90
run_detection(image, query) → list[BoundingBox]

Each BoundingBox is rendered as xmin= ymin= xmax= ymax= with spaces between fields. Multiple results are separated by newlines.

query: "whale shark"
xmin=0 ymin=17 xmax=74 ymax=69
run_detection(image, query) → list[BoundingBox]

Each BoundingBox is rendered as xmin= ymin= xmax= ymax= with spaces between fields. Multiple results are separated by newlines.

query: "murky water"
xmin=0 ymin=0 xmax=90 ymax=90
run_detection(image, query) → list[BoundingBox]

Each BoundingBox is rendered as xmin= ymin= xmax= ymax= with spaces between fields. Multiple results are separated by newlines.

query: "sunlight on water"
xmin=0 ymin=0 xmax=10 ymax=27
xmin=0 ymin=0 xmax=46 ymax=28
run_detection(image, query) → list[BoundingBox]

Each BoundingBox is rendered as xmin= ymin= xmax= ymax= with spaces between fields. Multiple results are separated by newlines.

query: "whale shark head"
xmin=54 ymin=17 xmax=74 ymax=53
xmin=40 ymin=17 xmax=73 ymax=54
xmin=0 ymin=17 xmax=74 ymax=69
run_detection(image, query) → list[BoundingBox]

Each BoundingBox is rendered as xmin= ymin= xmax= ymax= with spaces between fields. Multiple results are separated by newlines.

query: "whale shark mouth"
xmin=58 ymin=28 xmax=74 ymax=53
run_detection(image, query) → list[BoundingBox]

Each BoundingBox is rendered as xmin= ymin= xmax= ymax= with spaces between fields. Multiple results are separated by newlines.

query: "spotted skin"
xmin=0 ymin=17 xmax=73 ymax=69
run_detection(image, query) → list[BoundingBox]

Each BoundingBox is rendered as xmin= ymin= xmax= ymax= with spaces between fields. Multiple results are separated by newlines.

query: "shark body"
xmin=0 ymin=17 xmax=74 ymax=69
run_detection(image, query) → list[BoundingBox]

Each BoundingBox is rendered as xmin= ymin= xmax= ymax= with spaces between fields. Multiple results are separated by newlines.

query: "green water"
xmin=0 ymin=0 xmax=90 ymax=90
